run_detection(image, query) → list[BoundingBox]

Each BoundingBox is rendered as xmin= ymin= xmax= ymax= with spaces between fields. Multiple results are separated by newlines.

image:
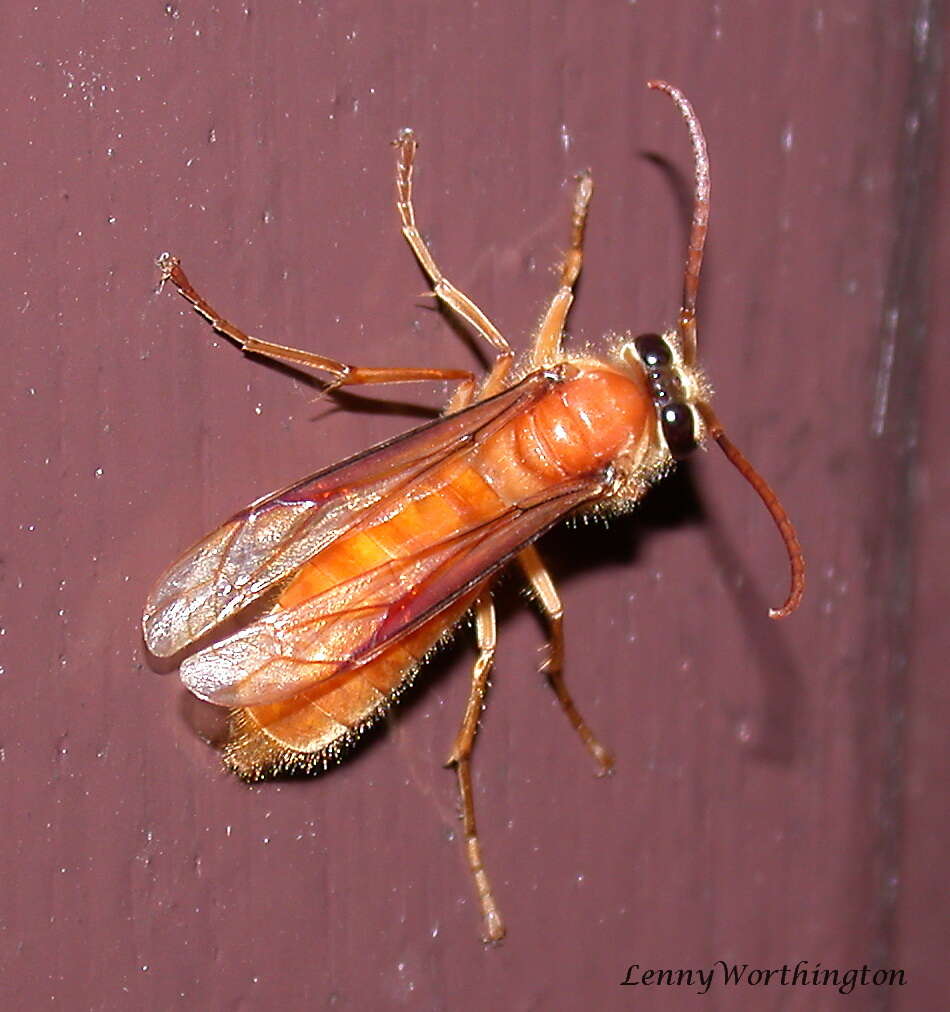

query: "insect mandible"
xmin=144 ymin=80 xmax=804 ymax=942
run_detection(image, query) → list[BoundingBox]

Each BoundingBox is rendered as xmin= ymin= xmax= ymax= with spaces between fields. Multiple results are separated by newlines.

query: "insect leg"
xmin=394 ymin=131 xmax=513 ymax=397
xmin=529 ymin=171 xmax=593 ymax=367
xmin=445 ymin=592 xmax=505 ymax=943
xmin=157 ymin=254 xmax=477 ymax=399
xmin=517 ymin=544 xmax=614 ymax=774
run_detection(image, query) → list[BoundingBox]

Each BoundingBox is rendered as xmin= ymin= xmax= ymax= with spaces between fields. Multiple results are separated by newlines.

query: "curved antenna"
xmin=697 ymin=404 xmax=805 ymax=619
xmin=647 ymin=80 xmax=710 ymax=365
xmin=649 ymin=80 xmax=804 ymax=618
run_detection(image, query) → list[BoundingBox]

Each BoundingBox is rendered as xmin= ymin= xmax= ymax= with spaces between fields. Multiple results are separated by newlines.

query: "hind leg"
xmin=445 ymin=592 xmax=505 ymax=942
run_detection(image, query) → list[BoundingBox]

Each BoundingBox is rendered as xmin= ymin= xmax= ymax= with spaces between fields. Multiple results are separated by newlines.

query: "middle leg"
xmin=394 ymin=131 xmax=514 ymax=399
xmin=158 ymin=254 xmax=478 ymax=400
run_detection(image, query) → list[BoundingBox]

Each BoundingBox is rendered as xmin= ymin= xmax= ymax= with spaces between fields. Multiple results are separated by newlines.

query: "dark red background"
xmin=2 ymin=2 xmax=946 ymax=1009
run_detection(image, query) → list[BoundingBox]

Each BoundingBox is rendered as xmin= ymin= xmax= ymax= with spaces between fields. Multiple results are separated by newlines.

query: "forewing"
xmin=144 ymin=373 xmax=557 ymax=656
xmin=180 ymin=478 xmax=602 ymax=706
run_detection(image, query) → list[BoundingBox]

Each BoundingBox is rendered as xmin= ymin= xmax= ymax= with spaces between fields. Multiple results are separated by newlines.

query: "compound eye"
xmin=660 ymin=402 xmax=697 ymax=459
xmin=633 ymin=333 xmax=673 ymax=369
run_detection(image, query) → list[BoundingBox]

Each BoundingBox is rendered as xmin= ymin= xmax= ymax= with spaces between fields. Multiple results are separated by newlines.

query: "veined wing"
xmin=144 ymin=372 xmax=559 ymax=657
xmin=180 ymin=477 xmax=603 ymax=707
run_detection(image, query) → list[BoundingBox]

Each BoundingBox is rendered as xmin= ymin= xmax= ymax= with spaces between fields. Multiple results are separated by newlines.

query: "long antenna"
xmin=650 ymin=80 xmax=805 ymax=619
xmin=647 ymin=80 xmax=709 ymax=365
xmin=697 ymin=405 xmax=805 ymax=618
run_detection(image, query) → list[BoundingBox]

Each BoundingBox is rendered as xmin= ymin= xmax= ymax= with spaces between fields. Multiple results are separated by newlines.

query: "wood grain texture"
xmin=1 ymin=1 xmax=945 ymax=1008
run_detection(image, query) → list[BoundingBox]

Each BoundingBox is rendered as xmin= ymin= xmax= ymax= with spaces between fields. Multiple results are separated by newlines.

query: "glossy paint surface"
xmin=2 ymin=1 xmax=945 ymax=1008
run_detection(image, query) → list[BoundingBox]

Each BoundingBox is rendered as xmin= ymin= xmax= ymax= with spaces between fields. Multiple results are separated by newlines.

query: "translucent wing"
xmin=144 ymin=373 xmax=558 ymax=657
xmin=180 ymin=477 xmax=602 ymax=707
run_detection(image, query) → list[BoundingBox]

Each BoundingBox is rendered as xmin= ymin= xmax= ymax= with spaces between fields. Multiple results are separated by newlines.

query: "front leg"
xmin=529 ymin=171 xmax=593 ymax=368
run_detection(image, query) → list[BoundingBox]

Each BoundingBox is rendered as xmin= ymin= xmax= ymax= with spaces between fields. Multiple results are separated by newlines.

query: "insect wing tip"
xmin=178 ymin=626 xmax=301 ymax=708
xmin=142 ymin=602 xmax=181 ymax=659
xmin=180 ymin=649 xmax=244 ymax=706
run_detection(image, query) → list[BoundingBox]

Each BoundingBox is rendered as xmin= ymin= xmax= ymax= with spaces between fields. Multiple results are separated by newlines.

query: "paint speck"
xmin=781 ymin=124 xmax=794 ymax=151
xmin=913 ymin=9 xmax=931 ymax=53
xmin=872 ymin=306 xmax=899 ymax=436
xmin=262 ymin=209 xmax=274 ymax=224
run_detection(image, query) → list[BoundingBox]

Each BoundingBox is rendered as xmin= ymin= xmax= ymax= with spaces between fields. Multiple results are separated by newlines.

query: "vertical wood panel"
xmin=1 ymin=1 xmax=943 ymax=1008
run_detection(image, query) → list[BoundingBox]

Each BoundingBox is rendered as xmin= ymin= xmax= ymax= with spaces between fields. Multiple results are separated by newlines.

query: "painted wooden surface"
xmin=2 ymin=1 xmax=945 ymax=1008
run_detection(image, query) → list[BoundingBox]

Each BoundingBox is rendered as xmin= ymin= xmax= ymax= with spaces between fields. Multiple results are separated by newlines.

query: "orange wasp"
xmin=144 ymin=81 xmax=804 ymax=942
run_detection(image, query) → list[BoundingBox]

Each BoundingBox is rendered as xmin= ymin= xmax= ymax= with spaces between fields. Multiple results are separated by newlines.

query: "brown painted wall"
xmin=2 ymin=1 xmax=945 ymax=1009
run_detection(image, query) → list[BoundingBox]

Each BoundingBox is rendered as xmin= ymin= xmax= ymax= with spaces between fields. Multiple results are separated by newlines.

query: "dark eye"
xmin=633 ymin=333 xmax=672 ymax=369
xmin=660 ymin=402 xmax=697 ymax=459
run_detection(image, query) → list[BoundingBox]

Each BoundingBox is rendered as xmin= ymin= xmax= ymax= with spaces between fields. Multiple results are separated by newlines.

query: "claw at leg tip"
xmin=483 ymin=914 xmax=506 ymax=944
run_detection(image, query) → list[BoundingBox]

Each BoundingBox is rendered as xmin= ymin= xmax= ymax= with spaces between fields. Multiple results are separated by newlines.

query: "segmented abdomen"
xmin=225 ymin=365 xmax=650 ymax=778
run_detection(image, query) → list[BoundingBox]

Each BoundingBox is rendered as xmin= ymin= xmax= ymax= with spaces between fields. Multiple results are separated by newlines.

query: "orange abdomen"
xmin=225 ymin=364 xmax=651 ymax=778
